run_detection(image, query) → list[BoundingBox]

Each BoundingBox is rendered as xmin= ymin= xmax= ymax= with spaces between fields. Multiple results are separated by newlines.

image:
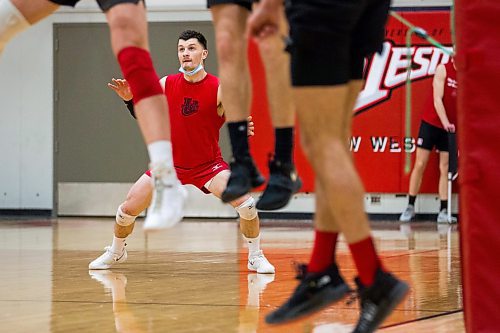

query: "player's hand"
xmin=107 ymin=78 xmax=133 ymax=101
xmin=247 ymin=116 xmax=255 ymax=137
xmin=444 ymin=123 xmax=456 ymax=133
xmin=247 ymin=0 xmax=281 ymax=40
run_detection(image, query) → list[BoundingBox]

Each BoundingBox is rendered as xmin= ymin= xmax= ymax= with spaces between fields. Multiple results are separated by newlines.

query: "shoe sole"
xmin=354 ymin=281 xmax=409 ymax=333
xmin=252 ymin=175 xmax=266 ymax=188
xmin=89 ymin=266 xmax=111 ymax=270
xmin=248 ymin=264 xmax=275 ymax=274
xmin=256 ymin=178 xmax=303 ymax=211
xmin=437 ymin=219 xmax=457 ymax=224
xmin=221 ymin=189 xmax=249 ymax=203
xmin=265 ymin=283 xmax=350 ymax=325
xmin=221 ymin=177 xmax=264 ymax=203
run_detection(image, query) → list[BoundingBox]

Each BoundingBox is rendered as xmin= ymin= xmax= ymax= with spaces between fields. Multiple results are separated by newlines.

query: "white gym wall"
xmin=0 ymin=0 xmax=454 ymax=217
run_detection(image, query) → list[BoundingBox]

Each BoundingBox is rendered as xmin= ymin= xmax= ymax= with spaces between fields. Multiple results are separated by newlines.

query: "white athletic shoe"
xmin=89 ymin=246 xmax=127 ymax=270
xmin=144 ymin=162 xmax=187 ymax=232
xmin=399 ymin=204 xmax=415 ymax=222
xmin=437 ymin=209 xmax=457 ymax=224
xmin=248 ymin=250 xmax=275 ymax=274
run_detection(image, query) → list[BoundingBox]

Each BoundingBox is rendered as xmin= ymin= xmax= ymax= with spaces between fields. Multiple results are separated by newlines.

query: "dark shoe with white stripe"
xmin=265 ymin=263 xmax=350 ymax=324
xmin=352 ymin=269 xmax=409 ymax=333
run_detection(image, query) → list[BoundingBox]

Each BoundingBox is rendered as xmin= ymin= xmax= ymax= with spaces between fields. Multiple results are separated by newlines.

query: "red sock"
xmin=307 ymin=230 xmax=338 ymax=273
xmin=348 ymin=237 xmax=383 ymax=286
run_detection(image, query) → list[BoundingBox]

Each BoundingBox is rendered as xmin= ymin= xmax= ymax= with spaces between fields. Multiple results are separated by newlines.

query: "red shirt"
xmin=164 ymin=73 xmax=224 ymax=169
xmin=421 ymin=61 xmax=458 ymax=129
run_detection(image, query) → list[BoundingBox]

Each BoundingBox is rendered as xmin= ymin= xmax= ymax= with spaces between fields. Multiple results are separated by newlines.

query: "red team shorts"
xmin=145 ymin=158 xmax=229 ymax=194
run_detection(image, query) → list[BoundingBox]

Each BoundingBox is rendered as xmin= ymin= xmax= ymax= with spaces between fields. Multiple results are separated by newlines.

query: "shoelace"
xmin=345 ymin=290 xmax=360 ymax=306
xmin=292 ymin=261 xmax=358 ymax=302
xmin=249 ymin=250 xmax=266 ymax=264
xmin=291 ymin=261 xmax=308 ymax=280
xmin=152 ymin=175 xmax=166 ymax=212
xmin=104 ymin=244 xmax=126 ymax=261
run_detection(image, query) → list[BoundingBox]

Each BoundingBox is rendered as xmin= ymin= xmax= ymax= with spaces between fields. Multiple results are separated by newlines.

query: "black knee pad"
xmin=207 ymin=0 xmax=254 ymax=11
xmin=97 ymin=0 xmax=142 ymax=12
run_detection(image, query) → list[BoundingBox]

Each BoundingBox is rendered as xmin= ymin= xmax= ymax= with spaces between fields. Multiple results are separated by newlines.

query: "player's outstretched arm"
xmin=108 ymin=78 xmax=133 ymax=101
xmin=107 ymin=78 xmax=136 ymax=118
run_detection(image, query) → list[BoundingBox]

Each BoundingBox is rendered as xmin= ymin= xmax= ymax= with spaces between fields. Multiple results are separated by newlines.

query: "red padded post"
xmin=456 ymin=1 xmax=500 ymax=332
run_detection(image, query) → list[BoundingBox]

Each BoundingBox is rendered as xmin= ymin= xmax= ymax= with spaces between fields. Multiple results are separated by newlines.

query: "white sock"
xmin=110 ymin=236 xmax=126 ymax=254
xmin=0 ymin=0 xmax=30 ymax=55
xmin=147 ymin=140 xmax=173 ymax=166
xmin=244 ymin=235 xmax=261 ymax=257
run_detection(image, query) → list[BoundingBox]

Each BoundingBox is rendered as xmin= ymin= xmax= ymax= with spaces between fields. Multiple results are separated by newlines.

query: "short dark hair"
xmin=178 ymin=30 xmax=208 ymax=50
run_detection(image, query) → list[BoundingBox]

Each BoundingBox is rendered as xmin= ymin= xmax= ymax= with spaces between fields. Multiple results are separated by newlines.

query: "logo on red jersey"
xmin=212 ymin=164 xmax=223 ymax=172
xmin=447 ymin=77 xmax=457 ymax=89
xmin=181 ymin=97 xmax=199 ymax=116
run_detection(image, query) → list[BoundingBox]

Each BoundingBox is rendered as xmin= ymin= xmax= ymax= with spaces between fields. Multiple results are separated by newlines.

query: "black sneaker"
xmin=256 ymin=159 xmax=302 ymax=210
xmin=352 ymin=269 xmax=409 ymax=333
xmin=221 ymin=156 xmax=265 ymax=203
xmin=265 ymin=263 xmax=350 ymax=325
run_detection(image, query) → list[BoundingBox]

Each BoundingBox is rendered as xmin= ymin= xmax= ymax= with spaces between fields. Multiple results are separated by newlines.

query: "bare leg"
xmin=256 ymin=4 xmax=294 ymax=128
xmin=253 ymin=3 xmax=301 ymax=211
xmin=438 ymin=151 xmax=449 ymax=200
xmin=207 ymin=170 xmax=259 ymax=238
xmin=211 ymin=4 xmax=250 ymax=123
xmin=114 ymin=174 xmax=152 ymax=238
xmin=296 ymin=85 xmax=370 ymax=243
xmin=208 ymin=170 xmax=274 ymax=273
xmin=210 ymin=4 xmax=266 ymax=203
xmin=105 ymin=3 xmax=170 ymax=144
xmin=314 ymin=179 xmax=340 ymax=232
xmin=11 ymin=0 xmax=58 ymax=24
xmin=343 ymin=81 xmax=364 ymax=142
xmin=408 ymin=148 xmax=431 ymax=196
xmin=89 ymin=174 xmax=152 ymax=270
xmin=0 ymin=0 xmax=57 ymax=56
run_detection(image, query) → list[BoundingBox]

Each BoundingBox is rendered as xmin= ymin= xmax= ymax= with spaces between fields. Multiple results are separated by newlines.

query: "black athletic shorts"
xmin=49 ymin=0 xmax=141 ymax=12
xmin=286 ymin=0 xmax=390 ymax=86
xmin=417 ymin=120 xmax=449 ymax=152
xmin=207 ymin=0 xmax=256 ymax=11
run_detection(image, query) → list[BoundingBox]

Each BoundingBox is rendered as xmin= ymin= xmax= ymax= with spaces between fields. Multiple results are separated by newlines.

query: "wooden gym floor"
xmin=0 ymin=217 xmax=464 ymax=333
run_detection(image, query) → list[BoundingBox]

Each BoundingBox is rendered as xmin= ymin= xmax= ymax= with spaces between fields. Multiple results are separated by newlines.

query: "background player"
xmin=89 ymin=30 xmax=274 ymax=275
xmin=0 ymin=0 xmax=184 ymax=230
xmin=400 ymin=59 xmax=458 ymax=223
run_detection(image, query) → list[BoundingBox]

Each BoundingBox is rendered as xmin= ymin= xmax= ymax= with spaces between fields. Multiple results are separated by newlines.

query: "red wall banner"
xmin=248 ymin=10 xmax=453 ymax=194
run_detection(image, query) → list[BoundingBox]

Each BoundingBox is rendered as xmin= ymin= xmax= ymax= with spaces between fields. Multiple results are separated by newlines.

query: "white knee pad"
xmin=116 ymin=205 xmax=137 ymax=226
xmin=0 ymin=0 xmax=30 ymax=55
xmin=235 ymin=196 xmax=258 ymax=220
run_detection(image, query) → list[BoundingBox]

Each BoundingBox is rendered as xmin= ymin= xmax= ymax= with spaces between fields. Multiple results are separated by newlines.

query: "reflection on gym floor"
xmin=0 ymin=218 xmax=463 ymax=332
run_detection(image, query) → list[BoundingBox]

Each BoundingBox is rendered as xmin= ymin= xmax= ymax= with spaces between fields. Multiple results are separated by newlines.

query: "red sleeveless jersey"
xmin=421 ymin=61 xmax=458 ymax=129
xmin=164 ymin=73 xmax=224 ymax=169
